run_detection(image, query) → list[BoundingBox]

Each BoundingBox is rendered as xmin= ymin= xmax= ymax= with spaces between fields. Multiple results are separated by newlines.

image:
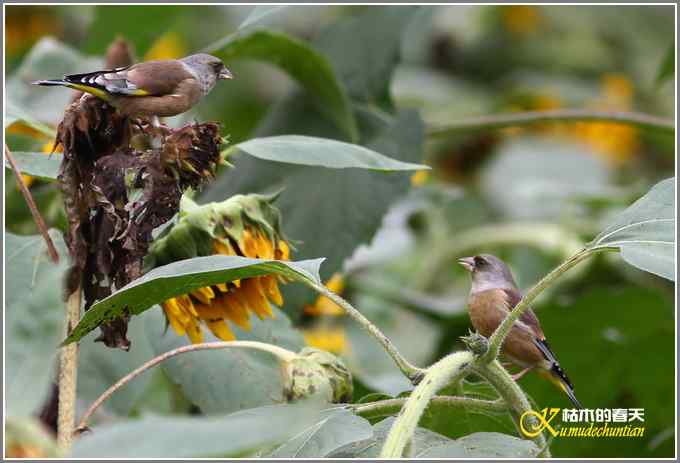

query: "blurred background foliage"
xmin=4 ymin=4 xmax=675 ymax=458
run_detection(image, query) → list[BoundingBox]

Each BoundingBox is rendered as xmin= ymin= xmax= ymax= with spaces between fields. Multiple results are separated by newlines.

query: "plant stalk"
xmin=57 ymin=287 xmax=81 ymax=451
xmin=379 ymin=351 xmax=474 ymax=458
xmin=75 ymin=340 xmax=297 ymax=433
xmin=473 ymin=360 xmax=550 ymax=457
xmin=307 ymin=281 xmax=425 ymax=383
xmin=352 ymin=396 xmax=506 ymax=419
xmin=4 ymin=144 xmax=60 ymax=263
xmin=427 ymin=109 xmax=675 ymax=138
xmin=484 ymin=247 xmax=595 ymax=362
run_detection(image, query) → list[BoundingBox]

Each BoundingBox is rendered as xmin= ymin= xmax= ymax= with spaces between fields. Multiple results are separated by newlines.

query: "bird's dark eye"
xmin=474 ymin=256 xmax=487 ymax=267
xmin=211 ymin=62 xmax=223 ymax=71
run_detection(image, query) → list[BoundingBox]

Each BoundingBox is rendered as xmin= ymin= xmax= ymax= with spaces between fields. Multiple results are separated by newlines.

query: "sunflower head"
xmin=149 ymin=194 xmax=291 ymax=343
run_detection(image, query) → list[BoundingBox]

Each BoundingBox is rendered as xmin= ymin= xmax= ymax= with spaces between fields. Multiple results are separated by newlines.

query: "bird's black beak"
xmin=218 ymin=67 xmax=233 ymax=80
xmin=457 ymin=257 xmax=475 ymax=272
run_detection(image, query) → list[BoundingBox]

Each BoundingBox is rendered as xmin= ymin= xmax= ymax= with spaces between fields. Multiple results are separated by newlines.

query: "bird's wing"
xmin=63 ymin=60 xmax=195 ymax=97
xmin=502 ymin=288 xmax=545 ymax=339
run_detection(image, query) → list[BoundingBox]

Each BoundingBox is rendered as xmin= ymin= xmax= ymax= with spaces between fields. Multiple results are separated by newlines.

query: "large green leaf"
xmin=145 ymin=305 xmax=304 ymax=414
xmin=5 ymin=231 xmax=68 ymax=417
xmin=202 ymin=107 xmax=424 ymax=317
xmin=5 ymin=102 xmax=56 ymax=138
xmin=330 ymin=416 xmax=451 ymax=457
xmin=206 ymin=30 xmax=358 ymax=142
xmin=83 ymin=5 xmax=189 ymax=56
xmin=480 ymin=136 xmax=612 ymax=221
xmin=418 ymin=432 xmax=539 ymax=458
xmin=63 ymin=255 xmax=323 ymax=345
xmin=71 ymin=402 xmax=326 ymax=458
xmin=589 ymin=177 xmax=675 ymax=281
xmin=77 ymin=310 xmax=156 ymax=417
xmin=4 ymin=151 xmax=61 ymax=181
xmin=232 ymin=135 xmax=428 ymax=171
xmin=315 ymin=6 xmax=422 ymax=105
xmin=267 ymin=408 xmax=373 ymax=457
xmin=7 ymin=37 xmax=102 ymax=128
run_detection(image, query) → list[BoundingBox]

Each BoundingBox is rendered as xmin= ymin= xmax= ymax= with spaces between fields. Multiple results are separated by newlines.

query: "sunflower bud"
xmin=148 ymin=193 xmax=291 ymax=344
xmin=282 ymin=347 xmax=353 ymax=404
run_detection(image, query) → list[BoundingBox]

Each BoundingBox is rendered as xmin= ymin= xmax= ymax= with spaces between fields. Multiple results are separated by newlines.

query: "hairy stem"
xmin=4 ymin=144 xmax=60 ymax=263
xmin=76 ymin=341 xmax=297 ymax=433
xmin=484 ymin=247 xmax=595 ymax=362
xmin=427 ymin=109 xmax=675 ymax=138
xmin=352 ymin=396 xmax=506 ymax=420
xmin=380 ymin=351 xmax=474 ymax=458
xmin=57 ymin=288 xmax=81 ymax=451
xmin=307 ymin=281 xmax=425 ymax=382
xmin=474 ymin=360 xmax=550 ymax=457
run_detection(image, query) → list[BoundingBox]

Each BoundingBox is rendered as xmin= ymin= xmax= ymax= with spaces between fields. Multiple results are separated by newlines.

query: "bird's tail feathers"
xmin=539 ymin=365 xmax=583 ymax=409
xmin=32 ymin=79 xmax=68 ymax=87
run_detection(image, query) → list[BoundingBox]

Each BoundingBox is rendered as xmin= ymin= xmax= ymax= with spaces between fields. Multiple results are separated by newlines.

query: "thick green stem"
xmin=380 ymin=351 xmax=474 ymax=458
xmin=427 ymin=109 xmax=675 ymax=138
xmin=352 ymin=396 xmax=506 ymax=420
xmin=474 ymin=360 xmax=550 ymax=456
xmin=484 ymin=247 xmax=595 ymax=362
xmin=307 ymin=281 xmax=425 ymax=382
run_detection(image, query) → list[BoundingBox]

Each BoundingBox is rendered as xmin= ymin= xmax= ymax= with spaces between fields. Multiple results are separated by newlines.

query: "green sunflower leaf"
xmin=4 ymin=151 xmax=61 ymax=181
xmin=589 ymin=177 xmax=675 ymax=281
xmin=231 ymin=135 xmax=429 ymax=171
xmin=6 ymin=231 xmax=68 ymax=418
xmin=206 ymin=30 xmax=358 ymax=142
xmin=71 ymin=402 xmax=330 ymax=458
xmin=62 ymin=256 xmax=324 ymax=345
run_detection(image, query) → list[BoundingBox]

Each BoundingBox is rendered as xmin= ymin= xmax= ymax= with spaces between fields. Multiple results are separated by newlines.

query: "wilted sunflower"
xmin=148 ymin=194 xmax=290 ymax=343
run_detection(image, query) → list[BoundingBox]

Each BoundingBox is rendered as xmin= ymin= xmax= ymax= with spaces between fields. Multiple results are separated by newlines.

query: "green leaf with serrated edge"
xmin=205 ymin=30 xmax=358 ymax=142
xmin=62 ymin=256 xmax=323 ymax=345
xmin=4 ymin=151 xmax=61 ymax=181
xmin=231 ymin=135 xmax=428 ymax=171
xmin=589 ymin=177 xmax=675 ymax=281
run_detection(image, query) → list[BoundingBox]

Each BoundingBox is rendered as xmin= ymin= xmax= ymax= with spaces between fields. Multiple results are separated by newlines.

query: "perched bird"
xmin=33 ymin=53 xmax=232 ymax=118
xmin=459 ymin=254 xmax=582 ymax=409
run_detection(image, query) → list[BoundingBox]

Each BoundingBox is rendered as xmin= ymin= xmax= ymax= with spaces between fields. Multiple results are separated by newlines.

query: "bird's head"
xmin=458 ymin=254 xmax=518 ymax=292
xmin=181 ymin=53 xmax=233 ymax=93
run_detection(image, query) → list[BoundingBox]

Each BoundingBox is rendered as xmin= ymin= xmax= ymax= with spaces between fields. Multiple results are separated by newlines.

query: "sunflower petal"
xmin=206 ymin=320 xmax=236 ymax=341
xmin=186 ymin=319 xmax=204 ymax=344
xmin=191 ymin=286 xmax=215 ymax=305
xmin=261 ymin=275 xmax=283 ymax=306
xmin=177 ymin=294 xmax=199 ymax=317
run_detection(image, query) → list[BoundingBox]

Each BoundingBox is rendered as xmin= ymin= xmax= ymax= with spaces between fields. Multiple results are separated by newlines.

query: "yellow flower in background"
xmin=570 ymin=74 xmax=638 ymax=165
xmin=144 ymin=31 xmax=186 ymax=61
xmin=5 ymin=7 xmax=62 ymax=55
xmin=302 ymin=273 xmax=349 ymax=355
xmin=502 ymin=5 xmax=542 ymax=37
xmin=303 ymin=273 xmax=345 ymax=317
xmin=511 ymin=73 xmax=639 ymax=166
xmin=161 ymin=227 xmax=290 ymax=344
xmin=410 ymin=170 xmax=430 ymax=187
xmin=303 ymin=327 xmax=348 ymax=355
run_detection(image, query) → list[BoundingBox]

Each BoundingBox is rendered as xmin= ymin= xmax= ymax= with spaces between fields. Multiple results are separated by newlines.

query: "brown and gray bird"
xmin=459 ymin=254 xmax=582 ymax=408
xmin=33 ymin=53 xmax=232 ymax=118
